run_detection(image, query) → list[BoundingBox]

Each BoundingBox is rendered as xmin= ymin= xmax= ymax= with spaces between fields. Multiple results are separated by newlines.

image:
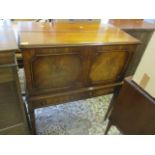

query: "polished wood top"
xmin=18 ymin=21 xmax=140 ymax=48
xmin=17 ymin=21 xmax=103 ymax=32
xmin=0 ymin=22 xmax=18 ymax=52
xmin=109 ymin=19 xmax=155 ymax=30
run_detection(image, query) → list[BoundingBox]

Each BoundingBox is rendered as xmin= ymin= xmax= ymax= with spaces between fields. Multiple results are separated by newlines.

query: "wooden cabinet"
xmin=18 ymin=21 xmax=140 ymax=133
xmin=105 ymin=77 xmax=155 ymax=135
xmin=0 ymin=26 xmax=29 ymax=134
xmin=22 ymin=45 xmax=137 ymax=109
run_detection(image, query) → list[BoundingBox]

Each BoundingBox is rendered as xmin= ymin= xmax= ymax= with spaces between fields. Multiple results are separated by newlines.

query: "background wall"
xmin=133 ymin=31 xmax=155 ymax=98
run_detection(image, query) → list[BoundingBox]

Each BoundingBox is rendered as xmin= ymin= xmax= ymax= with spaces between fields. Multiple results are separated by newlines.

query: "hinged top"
xmin=18 ymin=21 xmax=140 ymax=48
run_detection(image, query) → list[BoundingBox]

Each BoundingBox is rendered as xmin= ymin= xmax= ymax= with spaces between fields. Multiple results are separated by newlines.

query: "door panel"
xmin=23 ymin=47 xmax=88 ymax=95
xmin=32 ymin=53 xmax=82 ymax=89
xmin=89 ymin=51 xmax=128 ymax=84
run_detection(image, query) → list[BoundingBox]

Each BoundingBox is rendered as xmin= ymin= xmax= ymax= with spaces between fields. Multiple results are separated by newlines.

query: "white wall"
xmin=133 ymin=31 xmax=155 ymax=98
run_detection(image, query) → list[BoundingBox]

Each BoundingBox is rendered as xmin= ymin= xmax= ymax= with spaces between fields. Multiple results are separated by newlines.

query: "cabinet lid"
xmin=18 ymin=21 xmax=140 ymax=48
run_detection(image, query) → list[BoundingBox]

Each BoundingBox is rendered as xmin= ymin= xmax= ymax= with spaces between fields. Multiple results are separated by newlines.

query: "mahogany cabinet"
xmin=105 ymin=77 xmax=155 ymax=135
xmin=18 ymin=22 xmax=140 ymax=133
xmin=0 ymin=26 xmax=29 ymax=134
xmin=22 ymin=45 xmax=137 ymax=109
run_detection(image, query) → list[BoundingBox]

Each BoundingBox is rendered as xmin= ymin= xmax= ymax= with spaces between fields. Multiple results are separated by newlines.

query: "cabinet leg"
xmin=22 ymin=100 xmax=31 ymax=132
xmin=104 ymin=97 xmax=114 ymax=121
xmin=104 ymin=86 xmax=121 ymax=121
xmin=104 ymin=121 xmax=112 ymax=135
xmin=29 ymin=109 xmax=36 ymax=135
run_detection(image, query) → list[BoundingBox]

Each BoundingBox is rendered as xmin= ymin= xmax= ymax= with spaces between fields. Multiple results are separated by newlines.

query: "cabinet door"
xmin=23 ymin=47 xmax=88 ymax=96
xmin=89 ymin=46 xmax=131 ymax=85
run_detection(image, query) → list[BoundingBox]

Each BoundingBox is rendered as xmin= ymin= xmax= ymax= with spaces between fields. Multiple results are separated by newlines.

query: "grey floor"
xmin=35 ymin=95 xmax=120 ymax=135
